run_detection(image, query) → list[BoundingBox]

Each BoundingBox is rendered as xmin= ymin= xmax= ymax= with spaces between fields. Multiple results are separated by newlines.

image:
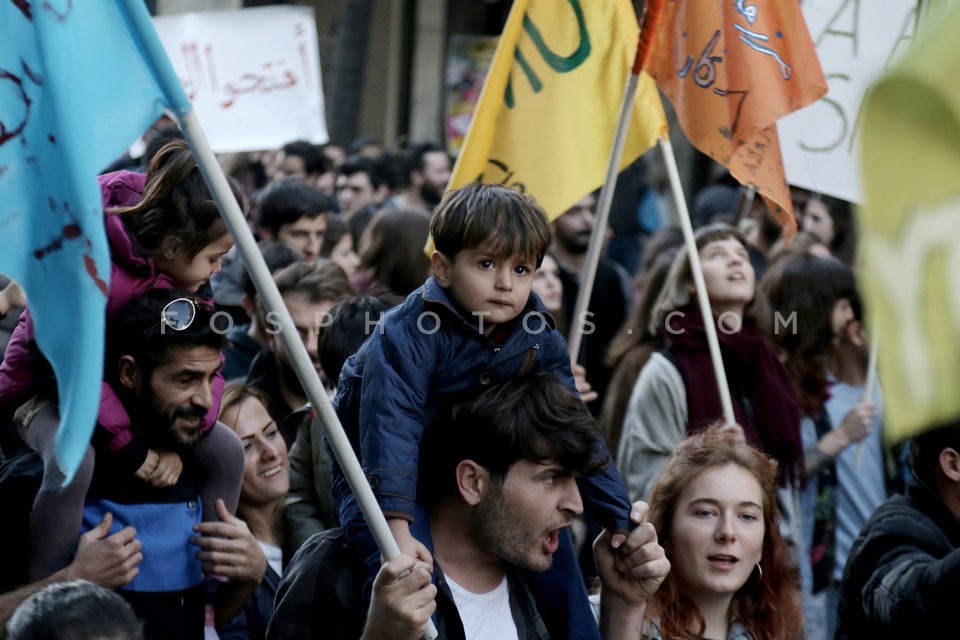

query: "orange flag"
xmin=647 ymin=0 xmax=827 ymax=237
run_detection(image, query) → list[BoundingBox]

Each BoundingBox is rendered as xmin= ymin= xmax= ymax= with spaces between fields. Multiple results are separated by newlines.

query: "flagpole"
xmin=567 ymin=0 xmax=664 ymax=363
xmin=854 ymin=331 xmax=879 ymax=469
xmin=183 ymin=115 xmax=439 ymax=640
xmin=565 ymin=74 xmax=638 ymax=362
xmin=117 ymin=2 xmax=437 ymax=637
xmin=182 ymin=104 xmax=442 ymax=640
xmin=733 ymin=186 xmax=757 ymax=228
xmin=659 ymin=136 xmax=736 ymax=426
xmin=565 ymin=0 xmax=735 ymax=427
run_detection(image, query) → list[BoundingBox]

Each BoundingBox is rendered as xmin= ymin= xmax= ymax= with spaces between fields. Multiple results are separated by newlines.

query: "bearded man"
xmin=82 ymin=289 xmax=246 ymax=640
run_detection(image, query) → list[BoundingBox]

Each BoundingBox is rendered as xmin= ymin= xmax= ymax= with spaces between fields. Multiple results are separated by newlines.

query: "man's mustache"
xmin=172 ymin=405 xmax=206 ymax=422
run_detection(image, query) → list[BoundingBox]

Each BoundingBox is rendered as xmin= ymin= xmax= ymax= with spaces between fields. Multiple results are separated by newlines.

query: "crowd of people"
xmin=0 ymin=125 xmax=955 ymax=640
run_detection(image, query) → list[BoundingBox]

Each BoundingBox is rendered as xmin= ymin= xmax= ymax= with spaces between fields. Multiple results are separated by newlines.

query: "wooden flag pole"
xmin=733 ymin=186 xmax=757 ymax=228
xmin=635 ymin=0 xmax=733 ymax=426
xmin=117 ymin=2 xmax=437 ymax=637
xmin=565 ymin=72 xmax=639 ymax=362
xmin=659 ymin=136 xmax=737 ymax=426
xmin=181 ymin=113 xmax=440 ymax=640
xmin=567 ymin=0 xmax=665 ymax=363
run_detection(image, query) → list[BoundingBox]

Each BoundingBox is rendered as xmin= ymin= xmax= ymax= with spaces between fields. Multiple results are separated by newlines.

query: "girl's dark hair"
xmin=760 ymin=253 xmax=858 ymax=416
xmin=358 ymin=207 xmax=431 ymax=297
xmin=646 ymin=426 xmax=803 ymax=640
xmin=114 ymin=139 xmax=243 ymax=260
xmin=320 ymin=214 xmax=350 ymax=259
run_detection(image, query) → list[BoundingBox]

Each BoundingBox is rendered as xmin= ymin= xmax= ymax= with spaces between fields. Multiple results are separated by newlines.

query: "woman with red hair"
xmin=641 ymin=425 xmax=803 ymax=640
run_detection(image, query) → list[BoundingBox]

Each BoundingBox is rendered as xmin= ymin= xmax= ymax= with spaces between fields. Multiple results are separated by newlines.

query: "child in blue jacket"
xmin=331 ymin=183 xmax=632 ymax=639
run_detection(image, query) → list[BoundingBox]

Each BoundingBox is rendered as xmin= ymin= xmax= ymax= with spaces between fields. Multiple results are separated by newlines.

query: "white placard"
xmin=153 ymin=5 xmax=328 ymax=153
xmin=778 ymin=0 xmax=918 ymax=204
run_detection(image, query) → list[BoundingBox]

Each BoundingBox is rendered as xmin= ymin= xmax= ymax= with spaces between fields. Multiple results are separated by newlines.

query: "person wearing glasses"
xmin=78 ymin=289 xmax=260 ymax=640
xmin=0 ymin=139 xmax=246 ymax=584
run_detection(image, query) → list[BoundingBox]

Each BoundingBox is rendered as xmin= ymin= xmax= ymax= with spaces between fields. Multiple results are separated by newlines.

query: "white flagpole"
xmin=566 ymin=72 xmax=638 ymax=362
xmin=184 ymin=113 xmax=439 ymax=640
xmin=118 ymin=2 xmax=437 ymax=637
xmin=567 ymin=1 xmax=663 ymax=367
xmin=854 ymin=332 xmax=879 ymax=469
xmin=734 ymin=186 xmax=757 ymax=227
xmin=659 ymin=136 xmax=736 ymax=426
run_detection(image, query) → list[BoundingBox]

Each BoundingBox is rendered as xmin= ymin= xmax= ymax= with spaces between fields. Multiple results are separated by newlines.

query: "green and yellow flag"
xmin=859 ymin=3 xmax=960 ymax=441
xmin=447 ymin=0 xmax=667 ymax=221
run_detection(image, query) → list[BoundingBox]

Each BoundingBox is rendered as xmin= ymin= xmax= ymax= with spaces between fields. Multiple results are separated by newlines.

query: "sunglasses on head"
xmin=160 ymin=297 xmax=215 ymax=332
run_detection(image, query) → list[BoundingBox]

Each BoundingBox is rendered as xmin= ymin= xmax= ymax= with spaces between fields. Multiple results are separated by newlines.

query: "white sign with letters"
xmin=777 ymin=0 xmax=918 ymax=203
xmin=153 ymin=5 xmax=328 ymax=153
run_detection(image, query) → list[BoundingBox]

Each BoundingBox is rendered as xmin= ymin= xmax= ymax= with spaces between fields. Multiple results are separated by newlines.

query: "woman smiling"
xmin=201 ymin=384 xmax=290 ymax=640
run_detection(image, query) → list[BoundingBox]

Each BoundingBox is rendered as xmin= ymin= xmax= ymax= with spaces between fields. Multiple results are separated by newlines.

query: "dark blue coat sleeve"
xmin=358 ymin=309 xmax=439 ymax=520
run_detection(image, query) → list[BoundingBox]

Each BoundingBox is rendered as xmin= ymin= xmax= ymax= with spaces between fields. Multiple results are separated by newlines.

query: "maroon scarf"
xmin=666 ymin=305 xmax=804 ymax=486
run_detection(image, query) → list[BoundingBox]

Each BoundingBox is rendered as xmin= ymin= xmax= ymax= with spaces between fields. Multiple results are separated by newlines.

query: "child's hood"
xmin=99 ymin=170 xmax=149 ymax=271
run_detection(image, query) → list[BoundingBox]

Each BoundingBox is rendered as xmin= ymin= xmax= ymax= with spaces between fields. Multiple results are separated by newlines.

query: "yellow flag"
xmin=447 ymin=0 xmax=667 ymax=222
xmin=859 ymin=3 xmax=960 ymax=442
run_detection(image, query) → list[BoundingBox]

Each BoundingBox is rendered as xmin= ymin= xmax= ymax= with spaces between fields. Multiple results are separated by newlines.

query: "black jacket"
xmin=216 ymin=563 xmax=281 ymax=640
xmin=835 ymin=475 xmax=960 ymax=639
xmin=558 ymin=257 xmax=629 ymax=413
xmin=266 ymin=528 xmax=550 ymax=640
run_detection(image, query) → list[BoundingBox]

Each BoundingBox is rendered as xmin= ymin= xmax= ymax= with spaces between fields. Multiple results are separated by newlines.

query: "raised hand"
xmin=362 ymin=554 xmax=437 ymax=640
xmin=594 ymin=501 xmax=670 ymax=606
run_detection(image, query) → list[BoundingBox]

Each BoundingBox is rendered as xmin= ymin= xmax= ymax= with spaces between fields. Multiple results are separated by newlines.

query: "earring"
xmin=752 ymin=562 xmax=763 ymax=583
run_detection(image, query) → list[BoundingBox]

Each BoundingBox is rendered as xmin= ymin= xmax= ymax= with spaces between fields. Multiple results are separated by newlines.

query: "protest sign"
xmin=778 ymin=0 xmax=918 ymax=203
xmin=154 ymin=5 xmax=328 ymax=153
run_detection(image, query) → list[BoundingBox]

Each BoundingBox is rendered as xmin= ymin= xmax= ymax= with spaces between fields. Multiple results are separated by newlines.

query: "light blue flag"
xmin=0 ymin=1 xmax=183 ymax=479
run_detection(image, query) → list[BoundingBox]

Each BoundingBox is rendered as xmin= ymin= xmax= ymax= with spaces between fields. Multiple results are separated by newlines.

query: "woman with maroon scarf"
xmin=615 ymin=224 xmax=804 ymax=517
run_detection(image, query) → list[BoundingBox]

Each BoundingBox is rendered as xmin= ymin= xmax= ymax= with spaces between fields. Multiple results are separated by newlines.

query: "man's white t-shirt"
xmin=258 ymin=541 xmax=283 ymax=577
xmin=445 ymin=574 xmax=520 ymax=640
